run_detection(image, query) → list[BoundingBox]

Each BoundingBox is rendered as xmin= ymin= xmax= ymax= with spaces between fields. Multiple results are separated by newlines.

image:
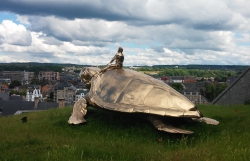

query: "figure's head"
xmin=118 ymin=47 xmax=123 ymax=53
xmin=79 ymin=67 xmax=100 ymax=89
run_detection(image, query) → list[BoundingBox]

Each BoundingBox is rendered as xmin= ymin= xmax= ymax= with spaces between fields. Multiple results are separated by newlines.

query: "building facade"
xmin=183 ymin=76 xmax=197 ymax=83
xmin=183 ymin=92 xmax=202 ymax=104
xmin=165 ymin=76 xmax=197 ymax=83
xmin=0 ymin=83 xmax=9 ymax=92
xmin=54 ymin=82 xmax=76 ymax=103
xmin=0 ymin=78 xmax=11 ymax=84
xmin=74 ymin=89 xmax=87 ymax=102
xmin=26 ymin=86 xmax=43 ymax=102
xmin=0 ymin=71 xmax=34 ymax=83
xmin=41 ymin=85 xmax=54 ymax=97
xmin=38 ymin=71 xmax=60 ymax=82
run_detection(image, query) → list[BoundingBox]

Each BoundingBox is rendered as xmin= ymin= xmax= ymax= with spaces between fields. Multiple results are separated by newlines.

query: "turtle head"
xmin=79 ymin=67 xmax=101 ymax=89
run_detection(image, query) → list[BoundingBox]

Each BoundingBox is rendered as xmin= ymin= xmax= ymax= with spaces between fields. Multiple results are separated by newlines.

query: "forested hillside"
xmin=0 ymin=62 xmax=87 ymax=76
xmin=0 ymin=63 xmax=248 ymax=78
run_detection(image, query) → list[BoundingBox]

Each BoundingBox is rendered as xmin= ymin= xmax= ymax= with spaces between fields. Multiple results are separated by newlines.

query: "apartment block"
xmin=38 ymin=71 xmax=60 ymax=82
xmin=54 ymin=81 xmax=76 ymax=103
xmin=0 ymin=71 xmax=34 ymax=83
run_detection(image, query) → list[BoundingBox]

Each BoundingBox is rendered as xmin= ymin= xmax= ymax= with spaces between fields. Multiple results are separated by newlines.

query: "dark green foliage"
xmin=0 ymin=63 xmax=246 ymax=79
xmin=9 ymin=90 xmax=18 ymax=96
xmin=157 ymin=68 xmax=237 ymax=78
xmin=135 ymin=65 xmax=247 ymax=75
xmin=135 ymin=66 xmax=246 ymax=80
xmin=20 ymin=89 xmax=27 ymax=96
xmin=49 ymin=92 xmax=54 ymax=99
xmin=0 ymin=63 xmax=69 ymax=76
xmin=1 ymin=105 xmax=250 ymax=161
xmin=9 ymin=89 xmax=27 ymax=96
xmin=201 ymin=83 xmax=228 ymax=101
xmin=9 ymin=80 xmax=21 ymax=89
xmin=30 ymin=78 xmax=40 ymax=85
xmin=152 ymin=65 xmax=248 ymax=71
xmin=171 ymin=83 xmax=184 ymax=92
xmin=244 ymin=100 xmax=250 ymax=105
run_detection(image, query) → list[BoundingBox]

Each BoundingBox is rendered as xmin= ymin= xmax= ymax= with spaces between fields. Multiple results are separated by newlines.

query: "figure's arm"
xmin=109 ymin=54 xmax=117 ymax=64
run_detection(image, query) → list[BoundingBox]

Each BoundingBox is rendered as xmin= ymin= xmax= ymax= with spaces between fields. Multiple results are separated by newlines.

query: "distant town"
xmin=0 ymin=63 xmax=249 ymax=116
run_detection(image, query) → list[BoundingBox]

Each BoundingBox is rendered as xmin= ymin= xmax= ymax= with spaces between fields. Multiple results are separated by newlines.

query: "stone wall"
xmin=212 ymin=67 xmax=250 ymax=105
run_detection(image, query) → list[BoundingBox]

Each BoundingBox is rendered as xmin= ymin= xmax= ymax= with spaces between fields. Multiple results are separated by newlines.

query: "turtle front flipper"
xmin=148 ymin=116 xmax=193 ymax=134
xmin=68 ymin=97 xmax=88 ymax=124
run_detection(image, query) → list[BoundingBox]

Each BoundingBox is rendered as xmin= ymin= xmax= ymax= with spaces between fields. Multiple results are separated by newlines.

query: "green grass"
xmin=0 ymin=105 xmax=250 ymax=161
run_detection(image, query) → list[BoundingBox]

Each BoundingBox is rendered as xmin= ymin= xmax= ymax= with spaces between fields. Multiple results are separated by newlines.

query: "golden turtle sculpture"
xmin=68 ymin=67 xmax=219 ymax=134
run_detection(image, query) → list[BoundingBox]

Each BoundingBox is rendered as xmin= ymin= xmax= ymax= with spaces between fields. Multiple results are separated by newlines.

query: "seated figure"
xmin=100 ymin=47 xmax=124 ymax=73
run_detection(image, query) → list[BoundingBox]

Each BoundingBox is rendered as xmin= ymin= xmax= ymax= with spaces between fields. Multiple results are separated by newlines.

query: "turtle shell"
xmin=88 ymin=68 xmax=201 ymax=118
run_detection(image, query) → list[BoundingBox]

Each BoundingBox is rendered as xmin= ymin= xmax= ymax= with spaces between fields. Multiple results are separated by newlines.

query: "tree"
xmin=9 ymin=90 xmax=18 ymax=96
xmin=30 ymin=78 xmax=39 ymax=85
xmin=9 ymin=80 xmax=21 ymax=89
xmin=202 ymin=83 xmax=228 ymax=101
xmin=20 ymin=89 xmax=27 ymax=96
xmin=171 ymin=83 xmax=184 ymax=92
xmin=9 ymin=89 xmax=26 ymax=96
xmin=49 ymin=92 xmax=54 ymax=99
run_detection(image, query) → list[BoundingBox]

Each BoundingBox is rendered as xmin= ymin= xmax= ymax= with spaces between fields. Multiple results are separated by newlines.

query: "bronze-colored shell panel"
xmin=88 ymin=68 xmax=200 ymax=118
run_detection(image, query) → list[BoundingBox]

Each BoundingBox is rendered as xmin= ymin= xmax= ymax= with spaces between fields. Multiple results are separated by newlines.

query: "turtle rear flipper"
xmin=148 ymin=116 xmax=193 ymax=134
xmin=192 ymin=117 xmax=219 ymax=125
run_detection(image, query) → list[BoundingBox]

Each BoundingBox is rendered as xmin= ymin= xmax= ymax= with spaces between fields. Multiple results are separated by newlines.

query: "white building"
xmin=75 ymin=89 xmax=88 ymax=102
xmin=26 ymin=87 xmax=43 ymax=102
xmin=0 ymin=78 xmax=11 ymax=84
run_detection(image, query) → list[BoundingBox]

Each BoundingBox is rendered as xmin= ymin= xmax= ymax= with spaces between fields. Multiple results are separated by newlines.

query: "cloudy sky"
xmin=0 ymin=0 xmax=249 ymax=66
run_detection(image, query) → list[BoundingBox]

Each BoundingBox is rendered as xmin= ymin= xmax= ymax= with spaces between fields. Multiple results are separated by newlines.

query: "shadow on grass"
xmin=54 ymin=106 xmax=220 ymax=143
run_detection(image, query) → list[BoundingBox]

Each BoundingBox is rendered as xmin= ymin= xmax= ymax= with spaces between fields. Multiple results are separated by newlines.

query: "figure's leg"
xmin=100 ymin=65 xmax=110 ymax=73
xmin=68 ymin=97 xmax=88 ymax=124
xmin=147 ymin=116 xmax=194 ymax=134
xmin=100 ymin=64 xmax=121 ymax=74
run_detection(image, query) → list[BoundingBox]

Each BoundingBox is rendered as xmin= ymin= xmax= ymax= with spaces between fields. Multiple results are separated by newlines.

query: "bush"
xmin=244 ymin=99 xmax=250 ymax=105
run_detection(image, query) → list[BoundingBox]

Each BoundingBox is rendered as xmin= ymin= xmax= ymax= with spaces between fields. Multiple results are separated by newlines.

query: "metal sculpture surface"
xmin=68 ymin=67 xmax=219 ymax=134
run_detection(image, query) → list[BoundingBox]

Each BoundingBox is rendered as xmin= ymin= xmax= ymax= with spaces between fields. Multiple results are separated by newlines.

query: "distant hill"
xmin=0 ymin=63 xmax=89 ymax=76
xmin=0 ymin=62 xmax=88 ymax=67
xmin=152 ymin=65 xmax=249 ymax=71
xmin=0 ymin=63 xmax=249 ymax=76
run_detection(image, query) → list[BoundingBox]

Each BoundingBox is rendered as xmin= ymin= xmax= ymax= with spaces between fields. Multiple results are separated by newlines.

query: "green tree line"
xmin=200 ymin=83 xmax=228 ymax=101
xmin=157 ymin=68 xmax=237 ymax=78
xmin=171 ymin=82 xmax=228 ymax=102
xmin=0 ymin=64 xmax=63 ymax=76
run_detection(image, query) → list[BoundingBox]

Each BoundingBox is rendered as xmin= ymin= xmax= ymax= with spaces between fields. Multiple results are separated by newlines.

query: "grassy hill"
xmin=1 ymin=105 xmax=250 ymax=161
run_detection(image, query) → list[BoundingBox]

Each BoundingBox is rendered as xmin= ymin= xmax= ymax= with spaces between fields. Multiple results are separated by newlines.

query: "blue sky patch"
xmin=121 ymin=42 xmax=149 ymax=49
xmin=0 ymin=12 xmax=18 ymax=24
xmin=237 ymin=42 xmax=250 ymax=46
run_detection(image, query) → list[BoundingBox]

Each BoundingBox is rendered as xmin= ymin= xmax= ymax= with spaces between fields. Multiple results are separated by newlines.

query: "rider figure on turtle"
xmin=100 ymin=47 xmax=124 ymax=73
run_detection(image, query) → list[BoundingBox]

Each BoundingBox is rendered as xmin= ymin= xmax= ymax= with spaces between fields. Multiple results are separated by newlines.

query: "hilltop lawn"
xmin=0 ymin=104 xmax=250 ymax=161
